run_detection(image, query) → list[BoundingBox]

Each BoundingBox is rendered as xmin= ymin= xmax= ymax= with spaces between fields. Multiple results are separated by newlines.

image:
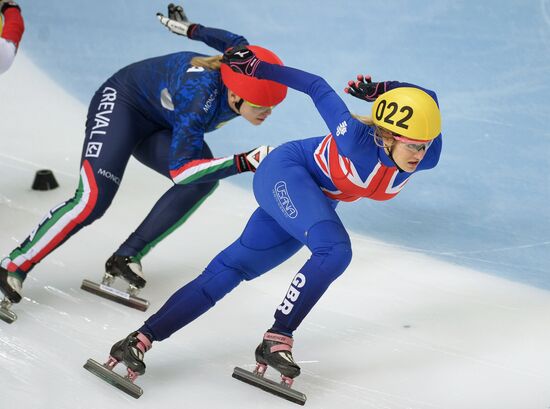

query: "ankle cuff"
xmin=136 ymin=332 xmax=152 ymax=352
xmin=264 ymin=331 xmax=293 ymax=347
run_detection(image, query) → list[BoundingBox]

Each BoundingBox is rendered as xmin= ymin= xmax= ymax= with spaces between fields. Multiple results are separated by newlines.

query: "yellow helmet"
xmin=371 ymin=87 xmax=441 ymax=142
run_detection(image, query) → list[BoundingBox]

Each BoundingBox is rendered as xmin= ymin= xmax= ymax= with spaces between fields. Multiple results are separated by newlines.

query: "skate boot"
xmin=0 ymin=266 xmax=23 ymax=323
xmin=255 ymin=331 xmax=301 ymax=383
xmin=83 ymin=331 xmax=152 ymax=399
xmin=232 ymin=331 xmax=306 ymax=405
xmin=81 ymin=255 xmax=150 ymax=311
xmin=0 ymin=266 xmax=23 ymax=303
xmin=109 ymin=331 xmax=152 ymax=376
xmin=105 ymin=255 xmax=146 ymax=289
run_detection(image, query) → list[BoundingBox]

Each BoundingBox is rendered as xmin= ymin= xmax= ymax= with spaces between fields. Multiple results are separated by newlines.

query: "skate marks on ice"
xmin=83 ymin=358 xmax=143 ymax=399
xmin=80 ymin=279 xmax=149 ymax=311
xmin=232 ymin=366 xmax=307 ymax=406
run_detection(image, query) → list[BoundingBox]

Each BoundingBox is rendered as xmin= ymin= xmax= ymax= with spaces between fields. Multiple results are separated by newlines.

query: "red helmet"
xmin=221 ymin=45 xmax=287 ymax=107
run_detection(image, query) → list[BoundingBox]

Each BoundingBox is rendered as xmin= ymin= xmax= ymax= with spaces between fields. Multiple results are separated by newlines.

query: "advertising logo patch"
xmin=277 ymin=273 xmax=306 ymax=315
xmin=97 ymin=168 xmax=121 ymax=185
xmin=273 ymin=181 xmax=298 ymax=219
xmin=335 ymin=120 xmax=347 ymax=136
xmin=85 ymin=142 xmax=103 ymax=158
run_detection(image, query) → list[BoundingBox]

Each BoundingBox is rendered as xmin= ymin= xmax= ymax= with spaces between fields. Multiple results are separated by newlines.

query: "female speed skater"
xmin=0 ymin=0 xmax=24 ymax=74
xmin=91 ymin=46 xmax=442 ymax=399
xmin=0 ymin=5 xmax=288 ymax=316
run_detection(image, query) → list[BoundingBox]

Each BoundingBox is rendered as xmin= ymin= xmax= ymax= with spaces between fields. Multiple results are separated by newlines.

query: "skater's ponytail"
xmin=190 ymin=55 xmax=223 ymax=70
xmin=352 ymin=114 xmax=373 ymax=125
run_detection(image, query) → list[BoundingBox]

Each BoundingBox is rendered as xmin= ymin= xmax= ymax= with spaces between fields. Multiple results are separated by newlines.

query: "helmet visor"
xmin=375 ymin=127 xmax=433 ymax=152
xmin=244 ymin=100 xmax=275 ymax=111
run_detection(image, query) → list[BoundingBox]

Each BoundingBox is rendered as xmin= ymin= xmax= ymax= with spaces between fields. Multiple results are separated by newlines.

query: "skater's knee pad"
xmin=307 ymin=220 xmax=352 ymax=279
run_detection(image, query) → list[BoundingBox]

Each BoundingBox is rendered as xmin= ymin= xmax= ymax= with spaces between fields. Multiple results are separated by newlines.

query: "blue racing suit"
xmin=1 ymin=25 xmax=253 ymax=277
xmin=139 ymin=64 xmax=442 ymax=340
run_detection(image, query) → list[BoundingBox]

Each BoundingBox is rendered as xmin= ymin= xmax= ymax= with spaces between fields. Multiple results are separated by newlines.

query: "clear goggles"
xmin=374 ymin=127 xmax=433 ymax=152
xmin=244 ymin=100 xmax=275 ymax=111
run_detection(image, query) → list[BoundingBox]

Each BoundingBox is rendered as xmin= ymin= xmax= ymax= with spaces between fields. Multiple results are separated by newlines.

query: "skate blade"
xmin=0 ymin=306 xmax=17 ymax=324
xmin=83 ymin=358 xmax=143 ymax=399
xmin=80 ymin=279 xmax=149 ymax=311
xmin=232 ymin=367 xmax=306 ymax=406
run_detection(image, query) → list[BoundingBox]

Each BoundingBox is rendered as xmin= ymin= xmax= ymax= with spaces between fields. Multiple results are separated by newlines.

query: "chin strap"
xmin=234 ymin=97 xmax=244 ymax=114
xmin=385 ymin=146 xmax=405 ymax=173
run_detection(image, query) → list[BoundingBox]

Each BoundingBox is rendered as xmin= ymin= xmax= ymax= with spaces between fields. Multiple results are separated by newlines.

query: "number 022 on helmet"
xmin=372 ymin=87 xmax=441 ymax=143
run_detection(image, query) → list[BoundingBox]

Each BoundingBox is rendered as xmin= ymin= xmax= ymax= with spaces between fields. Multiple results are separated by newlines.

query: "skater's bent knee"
xmin=307 ymin=221 xmax=352 ymax=277
xmin=201 ymin=265 xmax=245 ymax=303
xmin=325 ymin=241 xmax=353 ymax=273
xmin=307 ymin=221 xmax=351 ymax=253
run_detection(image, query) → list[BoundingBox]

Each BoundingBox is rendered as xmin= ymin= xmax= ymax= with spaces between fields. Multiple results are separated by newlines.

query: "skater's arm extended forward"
xmin=169 ymin=145 xmax=271 ymax=185
xmin=157 ymin=3 xmax=248 ymax=52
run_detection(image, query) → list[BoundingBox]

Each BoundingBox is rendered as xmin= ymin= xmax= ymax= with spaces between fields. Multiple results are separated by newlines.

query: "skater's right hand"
xmin=344 ymin=74 xmax=388 ymax=102
xmin=157 ymin=3 xmax=196 ymax=37
xmin=235 ymin=145 xmax=274 ymax=173
xmin=0 ymin=0 xmax=21 ymax=13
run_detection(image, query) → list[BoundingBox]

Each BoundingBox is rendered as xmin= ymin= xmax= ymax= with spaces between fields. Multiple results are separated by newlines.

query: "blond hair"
xmin=190 ymin=55 xmax=223 ymax=70
xmin=352 ymin=114 xmax=374 ymax=125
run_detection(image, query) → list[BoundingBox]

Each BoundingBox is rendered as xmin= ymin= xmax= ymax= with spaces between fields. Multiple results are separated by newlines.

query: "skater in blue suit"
xmin=102 ymin=45 xmax=443 ymax=391
xmin=0 ymin=5 xmax=288 ymax=308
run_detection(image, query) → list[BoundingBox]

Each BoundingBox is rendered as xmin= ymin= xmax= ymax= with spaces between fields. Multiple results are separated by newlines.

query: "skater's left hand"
xmin=344 ymin=74 xmax=388 ymax=102
xmin=235 ymin=145 xmax=274 ymax=173
xmin=157 ymin=3 xmax=195 ymax=37
xmin=222 ymin=46 xmax=261 ymax=77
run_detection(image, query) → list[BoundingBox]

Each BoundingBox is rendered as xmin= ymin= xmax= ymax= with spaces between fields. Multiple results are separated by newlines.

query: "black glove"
xmin=344 ymin=74 xmax=388 ymax=102
xmin=235 ymin=146 xmax=273 ymax=173
xmin=168 ymin=3 xmax=187 ymax=21
xmin=157 ymin=3 xmax=196 ymax=37
xmin=1 ymin=1 xmax=21 ymax=13
xmin=222 ymin=45 xmax=261 ymax=77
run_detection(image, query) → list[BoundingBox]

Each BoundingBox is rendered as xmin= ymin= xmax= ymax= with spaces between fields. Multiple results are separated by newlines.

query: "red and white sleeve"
xmin=1 ymin=6 xmax=24 ymax=49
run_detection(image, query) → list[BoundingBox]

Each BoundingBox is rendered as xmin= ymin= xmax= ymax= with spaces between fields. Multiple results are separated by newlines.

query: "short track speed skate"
xmin=232 ymin=331 xmax=307 ymax=405
xmin=0 ymin=266 xmax=22 ymax=324
xmin=81 ymin=255 xmax=149 ymax=311
xmin=0 ymin=298 xmax=17 ymax=324
xmin=84 ymin=358 xmax=143 ymax=399
xmin=84 ymin=331 xmax=151 ymax=399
